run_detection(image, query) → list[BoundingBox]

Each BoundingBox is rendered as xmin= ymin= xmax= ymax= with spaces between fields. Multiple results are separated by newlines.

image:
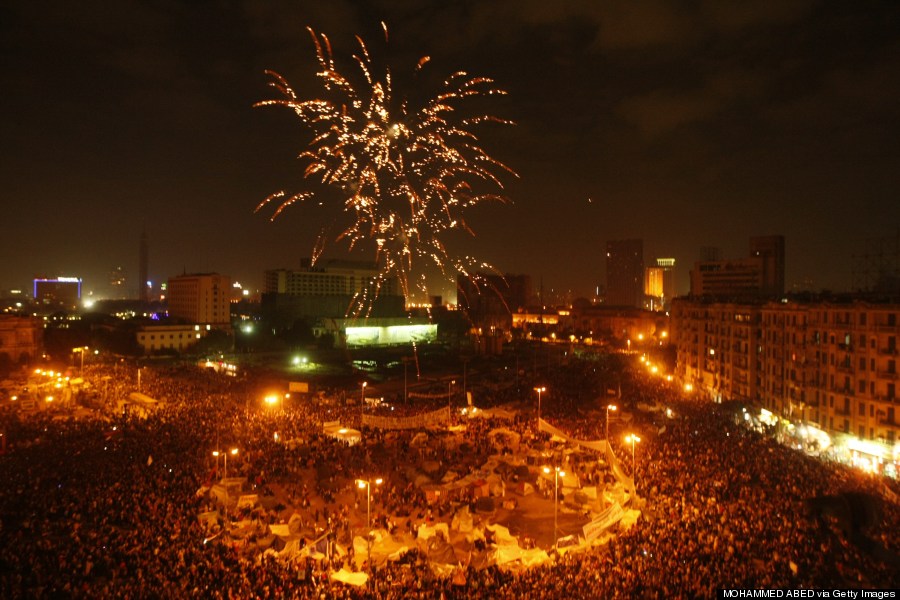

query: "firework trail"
xmin=255 ymin=23 xmax=516 ymax=311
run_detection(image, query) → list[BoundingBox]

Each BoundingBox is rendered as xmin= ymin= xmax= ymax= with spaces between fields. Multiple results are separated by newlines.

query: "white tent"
xmin=331 ymin=568 xmax=369 ymax=587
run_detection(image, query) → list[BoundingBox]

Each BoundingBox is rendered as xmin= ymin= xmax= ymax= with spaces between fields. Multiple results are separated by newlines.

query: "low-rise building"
xmin=0 ymin=314 xmax=43 ymax=365
xmin=136 ymin=323 xmax=218 ymax=354
xmin=167 ymin=273 xmax=232 ymax=326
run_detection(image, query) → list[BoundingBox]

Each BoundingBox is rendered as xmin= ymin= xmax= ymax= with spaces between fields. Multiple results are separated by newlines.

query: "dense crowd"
xmin=0 ymin=349 xmax=897 ymax=598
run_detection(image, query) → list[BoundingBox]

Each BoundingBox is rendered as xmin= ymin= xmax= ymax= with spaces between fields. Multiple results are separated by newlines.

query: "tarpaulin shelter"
xmin=513 ymin=482 xmax=535 ymax=496
xmin=331 ymin=568 xmax=368 ymax=587
xmin=419 ymin=531 xmax=457 ymax=565
xmin=451 ymin=506 xmax=474 ymax=533
xmin=353 ymin=530 xmax=410 ymax=564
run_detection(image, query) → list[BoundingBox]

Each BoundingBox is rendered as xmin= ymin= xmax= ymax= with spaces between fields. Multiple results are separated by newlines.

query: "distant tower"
xmin=750 ymin=235 xmax=785 ymax=297
xmin=139 ymin=228 xmax=149 ymax=303
xmin=109 ymin=266 xmax=127 ymax=299
xmin=852 ymin=230 xmax=900 ymax=294
xmin=644 ymin=258 xmax=676 ymax=311
xmin=606 ymin=239 xmax=644 ymax=308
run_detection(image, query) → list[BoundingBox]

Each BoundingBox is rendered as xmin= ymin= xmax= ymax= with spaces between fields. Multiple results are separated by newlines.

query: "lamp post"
xmin=73 ymin=346 xmax=88 ymax=376
xmin=462 ymin=357 xmax=469 ymax=406
xmin=534 ymin=386 xmax=546 ymax=430
xmin=448 ymin=380 xmax=455 ymax=427
xmin=213 ymin=447 xmax=238 ymax=522
xmin=606 ymin=404 xmax=617 ymax=440
xmin=357 ymin=478 xmax=383 ymax=567
xmin=360 ymin=381 xmax=368 ymax=425
xmin=625 ymin=433 xmax=641 ymax=487
xmin=543 ymin=466 xmax=565 ymax=548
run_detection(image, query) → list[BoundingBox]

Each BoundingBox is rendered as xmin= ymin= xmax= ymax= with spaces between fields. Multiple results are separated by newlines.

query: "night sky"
xmin=3 ymin=1 xmax=900 ymax=302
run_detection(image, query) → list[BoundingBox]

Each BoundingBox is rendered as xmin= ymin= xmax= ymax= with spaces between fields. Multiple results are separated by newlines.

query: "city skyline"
xmin=3 ymin=1 xmax=900 ymax=300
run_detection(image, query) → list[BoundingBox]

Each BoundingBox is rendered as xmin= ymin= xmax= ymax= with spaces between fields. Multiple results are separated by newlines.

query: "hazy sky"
xmin=3 ymin=0 xmax=899 ymax=301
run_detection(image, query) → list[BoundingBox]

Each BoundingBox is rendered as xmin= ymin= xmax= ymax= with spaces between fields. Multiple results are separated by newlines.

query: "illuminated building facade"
xmin=606 ymin=239 xmax=644 ymax=308
xmin=33 ymin=277 xmax=82 ymax=310
xmin=167 ymin=273 xmax=232 ymax=326
xmin=333 ymin=318 xmax=437 ymax=347
xmin=644 ymin=258 xmax=676 ymax=311
xmin=136 ymin=324 xmax=215 ymax=354
xmin=672 ymin=297 xmax=900 ymax=469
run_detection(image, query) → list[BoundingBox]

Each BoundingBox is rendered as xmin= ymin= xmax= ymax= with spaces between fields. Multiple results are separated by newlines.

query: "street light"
xmin=534 ymin=386 xmax=546 ymax=429
xmin=212 ymin=447 xmax=238 ymax=481
xmin=264 ymin=393 xmax=282 ymax=411
xmin=625 ymin=434 xmax=641 ymax=487
xmin=606 ymin=404 xmax=617 ymax=440
xmin=73 ymin=346 xmax=89 ymax=376
xmin=213 ymin=447 xmax=239 ymax=522
xmin=357 ymin=478 xmax=383 ymax=567
xmin=543 ymin=466 xmax=565 ymax=547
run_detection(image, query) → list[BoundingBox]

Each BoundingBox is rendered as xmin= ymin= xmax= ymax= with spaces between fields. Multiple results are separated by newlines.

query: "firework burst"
xmin=255 ymin=23 xmax=516 ymax=310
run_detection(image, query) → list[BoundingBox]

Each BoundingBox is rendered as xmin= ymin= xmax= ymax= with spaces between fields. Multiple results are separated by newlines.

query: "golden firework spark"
xmin=255 ymin=24 xmax=517 ymax=308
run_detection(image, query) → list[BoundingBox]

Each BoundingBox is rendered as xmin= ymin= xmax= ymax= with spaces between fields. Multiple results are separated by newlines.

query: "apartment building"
xmin=673 ymin=297 xmax=899 ymax=461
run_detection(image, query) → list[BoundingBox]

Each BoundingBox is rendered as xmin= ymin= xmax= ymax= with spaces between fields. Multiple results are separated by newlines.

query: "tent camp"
xmin=418 ymin=531 xmax=458 ymax=565
xmin=513 ymin=482 xmax=535 ymax=496
xmin=488 ymin=428 xmax=521 ymax=451
xmin=353 ymin=530 xmax=410 ymax=565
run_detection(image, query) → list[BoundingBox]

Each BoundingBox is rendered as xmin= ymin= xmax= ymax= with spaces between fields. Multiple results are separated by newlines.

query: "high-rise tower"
xmin=606 ymin=239 xmax=644 ymax=308
xmin=139 ymin=228 xmax=149 ymax=303
xmin=645 ymin=258 xmax=676 ymax=311
xmin=750 ymin=235 xmax=785 ymax=297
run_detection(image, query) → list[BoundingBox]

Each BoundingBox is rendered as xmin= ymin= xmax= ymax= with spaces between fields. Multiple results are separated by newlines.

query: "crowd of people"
xmin=0 ymin=348 xmax=897 ymax=598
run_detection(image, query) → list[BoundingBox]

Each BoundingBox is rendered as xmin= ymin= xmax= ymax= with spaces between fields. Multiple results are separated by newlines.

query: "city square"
xmin=0 ymin=344 xmax=897 ymax=597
